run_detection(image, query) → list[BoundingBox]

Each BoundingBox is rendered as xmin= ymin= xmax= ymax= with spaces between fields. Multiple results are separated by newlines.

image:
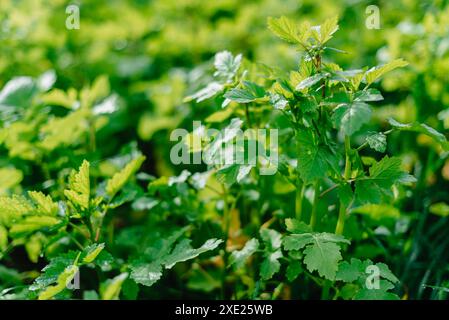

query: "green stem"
xmin=321 ymin=280 xmax=331 ymax=300
xmin=68 ymin=233 xmax=84 ymax=250
xmin=295 ymin=128 xmax=305 ymax=221
xmin=245 ymin=104 xmax=252 ymax=128
xmin=69 ymin=222 xmax=91 ymax=240
xmin=220 ymin=184 xmax=231 ymax=299
xmin=82 ymin=216 xmax=94 ymax=242
xmin=335 ymin=135 xmax=351 ymax=235
xmin=94 ymin=199 xmax=112 ymax=242
xmin=309 ymin=181 xmax=320 ymax=229
xmin=296 ymin=181 xmax=306 ymax=221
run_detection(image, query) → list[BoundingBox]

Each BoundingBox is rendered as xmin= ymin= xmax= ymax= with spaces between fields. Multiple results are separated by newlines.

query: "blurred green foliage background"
xmin=1 ymin=0 xmax=448 ymax=299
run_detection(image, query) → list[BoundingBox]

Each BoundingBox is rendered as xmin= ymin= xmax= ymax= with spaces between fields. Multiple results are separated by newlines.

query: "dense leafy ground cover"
xmin=0 ymin=0 xmax=448 ymax=300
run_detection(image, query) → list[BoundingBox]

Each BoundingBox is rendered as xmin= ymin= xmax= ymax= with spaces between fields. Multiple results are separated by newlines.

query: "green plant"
xmin=0 ymin=157 xmax=223 ymax=299
xmin=1 ymin=3 xmax=449 ymax=300
xmin=178 ymin=15 xmax=449 ymax=299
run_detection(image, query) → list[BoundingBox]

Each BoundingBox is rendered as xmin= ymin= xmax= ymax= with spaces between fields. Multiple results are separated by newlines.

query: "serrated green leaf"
xmin=336 ymin=258 xmax=399 ymax=288
xmin=295 ymin=73 xmax=327 ymax=91
xmin=284 ymin=232 xmax=349 ymax=250
xmin=286 ymin=260 xmax=303 ymax=282
xmin=39 ymin=109 xmax=89 ymax=151
xmin=269 ymin=93 xmax=288 ymax=110
xmin=184 ymin=82 xmax=224 ymax=103
xmin=354 ymin=280 xmax=399 ymax=300
xmin=0 ymin=195 xmax=33 ymax=227
xmin=317 ymin=16 xmax=339 ymax=44
xmin=30 ymin=252 xmax=78 ymax=291
xmin=80 ymin=75 xmax=110 ymax=108
xmin=260 ymin=250 xmax=282 ymax=280
xmin=224 ymin=81 xmax=266 ymax=103
xmin=129 ymin=236 xmax=221 ymax=288
xmin=94 ymin=250 xmax=115 ymax=272
xmin=355 ymin=156 xmax=416 ymax=204
xmin=285 ymin=218 xmax=312 ymax=233
xmin=83 ymin=243 xmax=105 ymax=263
xmin=336 ymin=258 xmax=370 ymax=282
xmin=31 ymin=244 xmax=111 ymax=298
xmin=365 ymin=59 xmax=408 ymax=85
xmin=284 ymin=233 xmax=350 ymax=280
xmin=28 ymin=191 xmax=58 ymax=216
xmin=354 ymin=89 xmax=383 ymax=102
xmin=284 ymin=233 xmax=315 ymax=251
xmin=163 ymin=238 xmax=223 ymax=269
xmin=300 ymin=99 xmax=317 ymax=113
xmin=101 ymin=273 xmax=128 ymax=300
xmin=259 ymin=228 xmax=283 ymax=280
xmin=325 ymin=91 xmax=351 ymax=104
xmin=213 ymin=51 xmax=242 ymax=82
xmin=215 ymin=164 xmax=254 ymax=186
xmin=260 ymin=228 xmax=282 ymax=251
xmin=333 ymin=102 xmax=372 ymax=135
xmin=229 ymin=238 xmax=259 ymax=269
xmin=303 ymin=241 xmax=342 ymax=280
xmin=9 ymin=216 xmax=61 ymax=237
xmin=130 ymin=262 xmax=162 ymax=287
xmin=388 ymin=118 xmax=449 ymax=150
xmin=267 ymin=16 xmax=310 ymax=44
xmin=38 ymin=265 xmax=78 ymax=300
xmin=106 ymin=155 xmax=145 ymax=198
xmin=377 ymin=263 xmax=399 ymax=283
xmin=64 ymin=160 xmax=90 ymax=210
xmin=339 ymin=283 xmax=360 ymax=300
xmin=296 ymin=130 xmax=340 ymax=182
xmin=366 ymin=132 xmax=387 ymax=153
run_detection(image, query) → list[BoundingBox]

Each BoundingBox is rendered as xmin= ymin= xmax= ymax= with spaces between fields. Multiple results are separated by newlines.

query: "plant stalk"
xmin=295 ymin=128 xmax=305 ymax=221
xmin=220 ymin=184 xmax=231 ymax=299
xmin=296 ymin=181 xmax=305 ymax=221
xmin=309 ymin=181 xmax=320 ymax=229
xmin=335 ymin=135 xmax=351 ymax=235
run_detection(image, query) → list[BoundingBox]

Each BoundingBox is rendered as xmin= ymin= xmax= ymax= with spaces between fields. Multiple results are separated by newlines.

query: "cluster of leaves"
xmin=0 ymin=156 xmax=223 ymax=299
xmin=174 ymin=15 xmax=449 ymax=299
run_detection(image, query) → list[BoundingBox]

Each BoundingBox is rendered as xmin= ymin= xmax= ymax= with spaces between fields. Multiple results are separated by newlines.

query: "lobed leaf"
xmin=64 ymin=160 xmax=90 ymax=210
xmin=365 ymin=59 xmax=408 ymax=85
xmin=366 ymin=132 xmax=387 ymax=153
xmin=106 ymin=155 xmax=146 ymax=198
xmin=388 ymin=118 xmax=449 ymax=150
xmin=332 ymin=102 xmax=372 ymax=135
xmin=229 ymin=238 xmax=259 ymax=269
